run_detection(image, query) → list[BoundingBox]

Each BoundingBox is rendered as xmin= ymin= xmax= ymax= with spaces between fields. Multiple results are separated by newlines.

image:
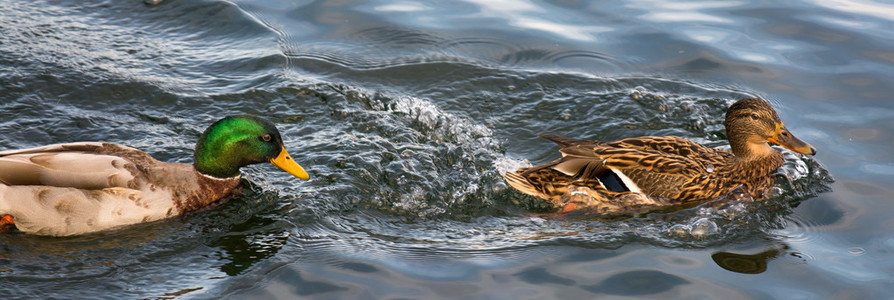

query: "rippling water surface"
xmin=2 ymin=0 xmax=893 ymax=298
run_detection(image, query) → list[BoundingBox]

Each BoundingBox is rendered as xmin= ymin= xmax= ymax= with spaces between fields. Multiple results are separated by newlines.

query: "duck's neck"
xmin=726 ymin=129 xmax=782 ymax=175
xmin=174 ymin=170 xmax=243 ymax=213
xmin=194 ymin=160 xmax=240 ymax=179
xmin=727 ymin=145 xmax=785 ymax=181
xmin=193 ymin=145 xmax=243 ymax=179
xmin=728 ymin=129 xmax=772 ymax=157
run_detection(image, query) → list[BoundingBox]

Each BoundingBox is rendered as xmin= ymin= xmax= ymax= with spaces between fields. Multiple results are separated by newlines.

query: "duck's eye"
xmin=749 ymin=113 xmax=760 ymax=120
xmin=261 ymin=134 xmax=272 ymax=142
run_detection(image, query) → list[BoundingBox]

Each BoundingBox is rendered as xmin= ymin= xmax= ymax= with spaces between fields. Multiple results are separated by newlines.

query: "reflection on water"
xmin=712 ymin=247 xmax=782 ymax=274
xmin=584 ymin=270 xmax=690 ymax=296
xmin=208 ymin=212 xmax=290 ymax=276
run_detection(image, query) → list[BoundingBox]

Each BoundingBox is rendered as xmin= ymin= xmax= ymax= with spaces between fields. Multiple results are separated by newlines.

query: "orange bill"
xmin=768 ymin=122 xmax=817 ymax=155
xmin=270 ymin=146 xmax=310 ymax=180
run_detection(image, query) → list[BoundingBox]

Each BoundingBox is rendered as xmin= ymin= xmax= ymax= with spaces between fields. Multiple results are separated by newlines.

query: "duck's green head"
xmin=194 ymin=115 xmax=309 ymax=180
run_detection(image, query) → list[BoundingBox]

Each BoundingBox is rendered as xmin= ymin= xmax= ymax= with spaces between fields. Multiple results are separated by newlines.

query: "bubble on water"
xmin=451 ymin=183 xmax=480 ymax=204
xmin=668 ymin=224 xmax=690 ymax=238
xmin=493 ymin=157 xmax=532 ymax=176
xmin=689 ymin=218 xmax=719 ymax=239
xmin=718 ymin=202 xmax=748 ymax=220
xmin=764 ymin=186 xmax=785 ymax=199
xmin=629 ymin=87 xmax=645 ymax=101
xmin=705 ymin=163 xmax=714 ymax=173
xmin=848 ymin=247 xmax=865 ymax=256
xmin=779 ymin=147 xmax=810 ymax=181
xmin=697 ymin=207 xmax=717 ymax=216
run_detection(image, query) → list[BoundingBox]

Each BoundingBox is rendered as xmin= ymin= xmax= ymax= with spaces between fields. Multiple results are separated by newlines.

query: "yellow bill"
xmin=270 ymin=146 xmax=310 ymax=180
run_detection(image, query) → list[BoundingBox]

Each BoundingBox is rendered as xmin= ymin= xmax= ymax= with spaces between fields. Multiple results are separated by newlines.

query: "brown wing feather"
xmin=549 ymin=136 xmax=710 ymax=178
xmin=608 ymin=136 xmax=709 ymax=155
xmin=505 ymin=166 xmax=609 ymax=208
xmin=608 ymin=136 xmax=732 ymax=166
xmin=502 ymin=134 xmax=738 ymax=205
xmin=503 ymin=126 xmax=785 ymax=213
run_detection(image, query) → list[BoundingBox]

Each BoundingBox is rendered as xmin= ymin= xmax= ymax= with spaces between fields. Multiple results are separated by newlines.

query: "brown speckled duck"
xmin=503 ymin=98 xmax=817 ymax=214
xmin=0 ymin=115 xmax=309 ymax=236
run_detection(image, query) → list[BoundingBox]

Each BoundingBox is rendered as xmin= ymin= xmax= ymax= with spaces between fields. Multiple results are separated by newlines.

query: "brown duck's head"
xmin=724 ymin=98 xmax=817 ymax=158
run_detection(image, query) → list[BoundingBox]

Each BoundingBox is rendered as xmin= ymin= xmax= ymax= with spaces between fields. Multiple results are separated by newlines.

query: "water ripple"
xmin=257 ymin=75 xmax=835 ymax=252
xmin=0 ymin=0 xmax=281 ymax=96
xmin=0 ymin=0 xmax=851 ymax=297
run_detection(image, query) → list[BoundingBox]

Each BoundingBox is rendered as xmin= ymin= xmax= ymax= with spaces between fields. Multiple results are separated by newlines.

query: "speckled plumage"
xmin=503 ymin=98 xmax=816 ymax=214
xmin=0 ymin=142 xmax=241 ymax=236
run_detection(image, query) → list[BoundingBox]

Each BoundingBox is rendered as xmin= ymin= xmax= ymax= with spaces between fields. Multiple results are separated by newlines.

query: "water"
xmin=1 ymin=0 xmax=892 ymax=298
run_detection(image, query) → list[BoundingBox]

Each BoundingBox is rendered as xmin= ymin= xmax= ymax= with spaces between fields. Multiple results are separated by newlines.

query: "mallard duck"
xmin=0 ymin=115 xmax=309 ymax=236
xmin=503 ymin=98 xmax=817 ymax=214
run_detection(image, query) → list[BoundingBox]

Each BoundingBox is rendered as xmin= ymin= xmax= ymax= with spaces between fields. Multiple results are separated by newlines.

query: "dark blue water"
xmin=1 ymin=0 xmax=893 ymax=298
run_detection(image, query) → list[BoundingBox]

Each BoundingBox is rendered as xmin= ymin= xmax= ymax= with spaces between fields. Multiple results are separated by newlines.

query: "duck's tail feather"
xmin=503 ymin=171 xmax=541 ymax=197
xmin=539 ymin=134 xmax=594 ymax=147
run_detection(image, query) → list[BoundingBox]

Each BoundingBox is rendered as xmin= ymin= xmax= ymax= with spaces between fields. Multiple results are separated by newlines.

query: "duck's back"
xmin=0 ymin=143 xmax=146 ymax=189
xmin=505 ymin=135 xmax=738 ymax=207
xmin=602 ymin=136 xmax=736 ymax=200
xmin=0 ymin=142 xmax=238 ymax=236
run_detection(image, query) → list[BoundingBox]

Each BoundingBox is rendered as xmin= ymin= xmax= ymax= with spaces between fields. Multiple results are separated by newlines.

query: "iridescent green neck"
xmin=193 ymin=116 xmax=281 ymax=178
